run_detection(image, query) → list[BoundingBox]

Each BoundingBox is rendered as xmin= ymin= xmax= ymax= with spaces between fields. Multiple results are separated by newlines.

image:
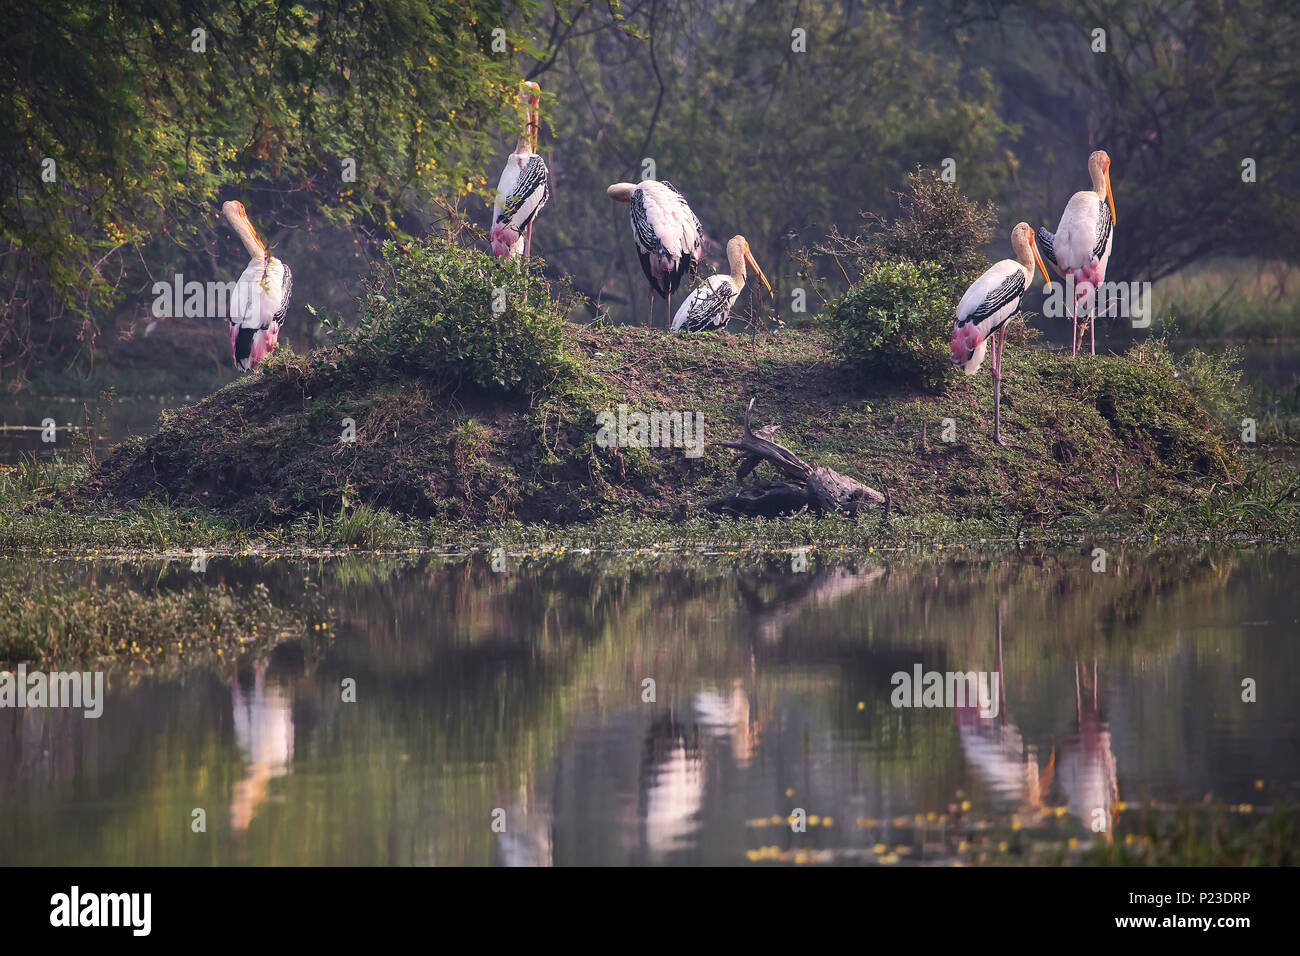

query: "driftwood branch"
xmin=709 ymin=399 xmax=886 ymax=517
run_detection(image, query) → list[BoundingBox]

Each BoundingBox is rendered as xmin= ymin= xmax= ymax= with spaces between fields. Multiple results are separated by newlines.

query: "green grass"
xmin=3 ymin=314 xmax=1299 ymax=549
xmin=1156 ymin=258 xmax=1300 ymax=341
xmin=1086 ymin=801 xmax=1300 ymax=866
xmin=0 ymin=562 xmax=317 ymax=668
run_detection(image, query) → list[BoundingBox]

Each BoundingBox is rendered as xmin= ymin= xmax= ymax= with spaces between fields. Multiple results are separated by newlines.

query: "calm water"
xmin=1 ymin=547 xmax=1297 ymax=865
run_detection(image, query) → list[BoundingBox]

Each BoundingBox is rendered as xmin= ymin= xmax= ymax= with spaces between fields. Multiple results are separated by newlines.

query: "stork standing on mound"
xmin=223 ymin=200 xmax=291 ymax=372
xmin=491 ymin=81 xmax=549 ymax=260
xmin=1036 ymin=150 xmax=1116 ymax=356
xmin=671 ymin=235 xmax=771 ymax=332
xmin=607 ymin=179 xmax=704 ymax=327
xmin=951 ymin=222 xmax=1050 ymax=446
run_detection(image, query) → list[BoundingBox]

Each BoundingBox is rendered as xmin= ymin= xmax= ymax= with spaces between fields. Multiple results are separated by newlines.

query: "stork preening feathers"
xmin=952 ymin=222 xmax=1050 ymax=446
xmin=671 ymin=235 xmax=771 ymax=332
xmin=223 ymin=200 xmax=291 ymax=372
xmin=607 ymin=179 xmax=705 ymax=327
xmin=1036 ymin=150 xmax=1116 ymax=356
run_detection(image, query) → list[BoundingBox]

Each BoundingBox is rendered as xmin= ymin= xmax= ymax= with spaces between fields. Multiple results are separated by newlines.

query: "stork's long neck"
xmin=1090 ymin=164 xmax=1108 ymax=202
xmin=727 ymin=244 xmax=747 ymax=285
xmin=227 ymin=211 xmax=265 ymax=261
xmin=526 ymin=100 xmax=539 ymax=152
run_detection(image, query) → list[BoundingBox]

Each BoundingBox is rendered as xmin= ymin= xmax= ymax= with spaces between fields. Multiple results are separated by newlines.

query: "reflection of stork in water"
xmin=230 ymin=661 xmax=294 ymax=834
xmin=741 ymin=566 xmax=886 ymax=645
xmin=497 ymin=781 xmax=554 ymax=868
xmin=694 ymin=680 xmax=760 ymax=767
xmin=956 ymin=605 xmax=1054 ymax=815
xmin=1057 ymin=660 xmax=1119 ymax=841
xmin=640 ymin=713 xmax=704 ymax=863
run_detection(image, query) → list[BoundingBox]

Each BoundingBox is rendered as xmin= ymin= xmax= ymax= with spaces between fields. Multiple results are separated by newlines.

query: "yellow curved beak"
xmin=1105 ymin=168 xmax=1116 ymax=225
xmin=1031 ymin=240 xmax=1050 ymax=288
xmin=744 ymin=247 xmax=772 ymax=297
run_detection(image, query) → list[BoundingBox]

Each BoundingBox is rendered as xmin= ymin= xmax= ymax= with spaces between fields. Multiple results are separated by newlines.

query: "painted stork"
xmin=223 ymin=200 xmax=291 ymax=372
xmin=607 ymin=179 xmax=705 ymax=327
xmin=491 ymin=81 xmax=549 ymax=259
xmin=670 ymin=235 xmax=771 ymax=332
xmin=1036 ymin=150 xmax=1116 ymax=356
xmin=951 ymin=222 xmax=1049 ymax=446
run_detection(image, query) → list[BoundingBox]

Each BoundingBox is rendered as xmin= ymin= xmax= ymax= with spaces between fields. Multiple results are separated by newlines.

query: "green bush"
xmin=827 ymin=260 xmax=955 ymax=392
xmin=814 ymin=169 xmax=997 ymax=285
xmin=330 ymin=239 xmax=570 ymax=396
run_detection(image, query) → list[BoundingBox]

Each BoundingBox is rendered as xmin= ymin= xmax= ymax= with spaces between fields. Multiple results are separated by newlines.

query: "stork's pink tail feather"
xmin=490 ymin=222 xmax=520 ymax=258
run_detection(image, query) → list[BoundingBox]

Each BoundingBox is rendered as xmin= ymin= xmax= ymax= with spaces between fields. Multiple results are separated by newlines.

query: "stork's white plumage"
xmin=223 ymin=200 xmax=291 ymax=372
xmin=607 ymin=179 xmax=705 ymax=326
xmin=951 ymin=222 xmax=1049 ymax=445
xmin=491 ymin=81 xmax=549 ymax=259
xmin=1036 ymin=150 xmax=1116 ymax=355
xmin=671 ymin=235 xmax=770 ymax=332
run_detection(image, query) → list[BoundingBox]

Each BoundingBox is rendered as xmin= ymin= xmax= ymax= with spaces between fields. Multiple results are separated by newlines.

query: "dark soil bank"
xmin=77 ymin=325 xmax=1242 ymax=530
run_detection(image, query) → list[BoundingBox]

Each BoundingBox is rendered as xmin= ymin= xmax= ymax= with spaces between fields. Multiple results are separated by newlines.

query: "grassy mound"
xmin=74 ymin=317 xmax=1247 ymax=533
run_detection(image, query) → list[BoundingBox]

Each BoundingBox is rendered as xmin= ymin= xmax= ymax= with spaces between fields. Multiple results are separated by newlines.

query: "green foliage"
xmin=0 ymin=567 xmax=304 ymax=667
xmin=818 ymin=169 xmax=998 ymax=285
xmin=0 ymin=0 xmax=541 ymax=374
xmin=1155 ymin=260 xmax=1300 ymax=341
xmin=332 ymin=239 xmax=571 ymax=396
xmin=954 ymin=0 xmax=1300 ymax=280
xmin=537 ymin=0 xmax=1016 ymax=323
xmin=827 ymin=260 xmax=955 ymax=392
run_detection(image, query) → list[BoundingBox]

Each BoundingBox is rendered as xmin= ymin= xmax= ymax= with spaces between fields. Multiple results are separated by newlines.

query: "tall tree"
xmin=524 ymin=0 xmax=1016 ymax=325
xmin=948 ymin=0 xmax=1300 ymax=281
xmin=0 ymin=0 xmax=540 ymax=378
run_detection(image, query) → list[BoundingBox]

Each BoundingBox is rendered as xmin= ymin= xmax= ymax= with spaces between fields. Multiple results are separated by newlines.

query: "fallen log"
xmin=709 ymin=400 xmax=887 ymax=517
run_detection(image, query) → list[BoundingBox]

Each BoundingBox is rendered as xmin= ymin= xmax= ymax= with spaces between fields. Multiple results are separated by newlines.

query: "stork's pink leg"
xmin=524 ymin=222 xmax=533 ymax=261
xmin=1069 ymin=294 xmax=1078 ymax=357
xmin=1090 ymin=299 xmax=1096 ymax=356
xmin=667 ymin=292 xmax=673 ymax=331
xmin=993 ymin=325 xmax=1009 ymax=446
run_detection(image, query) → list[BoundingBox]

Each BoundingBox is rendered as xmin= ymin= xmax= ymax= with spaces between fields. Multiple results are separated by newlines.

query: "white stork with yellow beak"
xmin=951 ymin=222 xmax=1050 ymax=446
xmin=223 ymin=200 xmax=291 ymax=372
xmin=607 ymin=179 xmax=705 ymax=327
xmin=491 ymin=81 xmax=549 ymax=259
xmin=1036 ymin=150 xmax=1116 ymax=356
xmin=671 ymin=235 xmax=771 ymax=332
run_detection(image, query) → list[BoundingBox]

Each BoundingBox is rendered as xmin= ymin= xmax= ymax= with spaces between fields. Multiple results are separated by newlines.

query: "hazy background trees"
xmin=3 ymin=0 xmax=1297 ymax=385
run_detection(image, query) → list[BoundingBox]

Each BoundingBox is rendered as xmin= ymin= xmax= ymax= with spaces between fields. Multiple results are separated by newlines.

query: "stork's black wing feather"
xmin=1092 ymin=198 xmax=1112 ymax=260
xmin=629 ymin=189 xmax=659 ymax=255
xmin=636 ymin=250 xmax=667 ymax=297
xmin=270 ymin=263 xmax=292 ymax=326
xmin=680 ymin=283 xmax=736 ymax=331
xmin=498 ymin=155 xmax=549 ymax=229
xmin=664 ymin=255 xmax=692 ymax=298
xmin=1036 ymin=227 xmax=1059 ymax=272
xmin=962 ymin=271 xmax=1026 ymax=332
xmin=233 ymin=326 xmax=256 ymax=369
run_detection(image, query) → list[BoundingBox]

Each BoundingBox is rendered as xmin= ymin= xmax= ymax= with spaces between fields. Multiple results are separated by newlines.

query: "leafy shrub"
xmin=328 ymin=239 xmax=571 ymax=396
xmin=827 ymin=260 xmax=954 ymax=392
xmin=816 ymin=168 xmax=997 ymax=284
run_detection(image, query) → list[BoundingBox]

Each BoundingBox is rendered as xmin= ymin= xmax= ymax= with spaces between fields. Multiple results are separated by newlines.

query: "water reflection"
xmin=956 ymin=607 xmax=1052 ymax=818
xmin=229 ymin=661 xmax=295 ymax=834
xmin=641 ymin=714 xmax=704 ymax=863
xmin=0 ymin=547 xmax=1296 ymax=865
xmin=1058 ymin=662 xmax=1118 ymax=841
